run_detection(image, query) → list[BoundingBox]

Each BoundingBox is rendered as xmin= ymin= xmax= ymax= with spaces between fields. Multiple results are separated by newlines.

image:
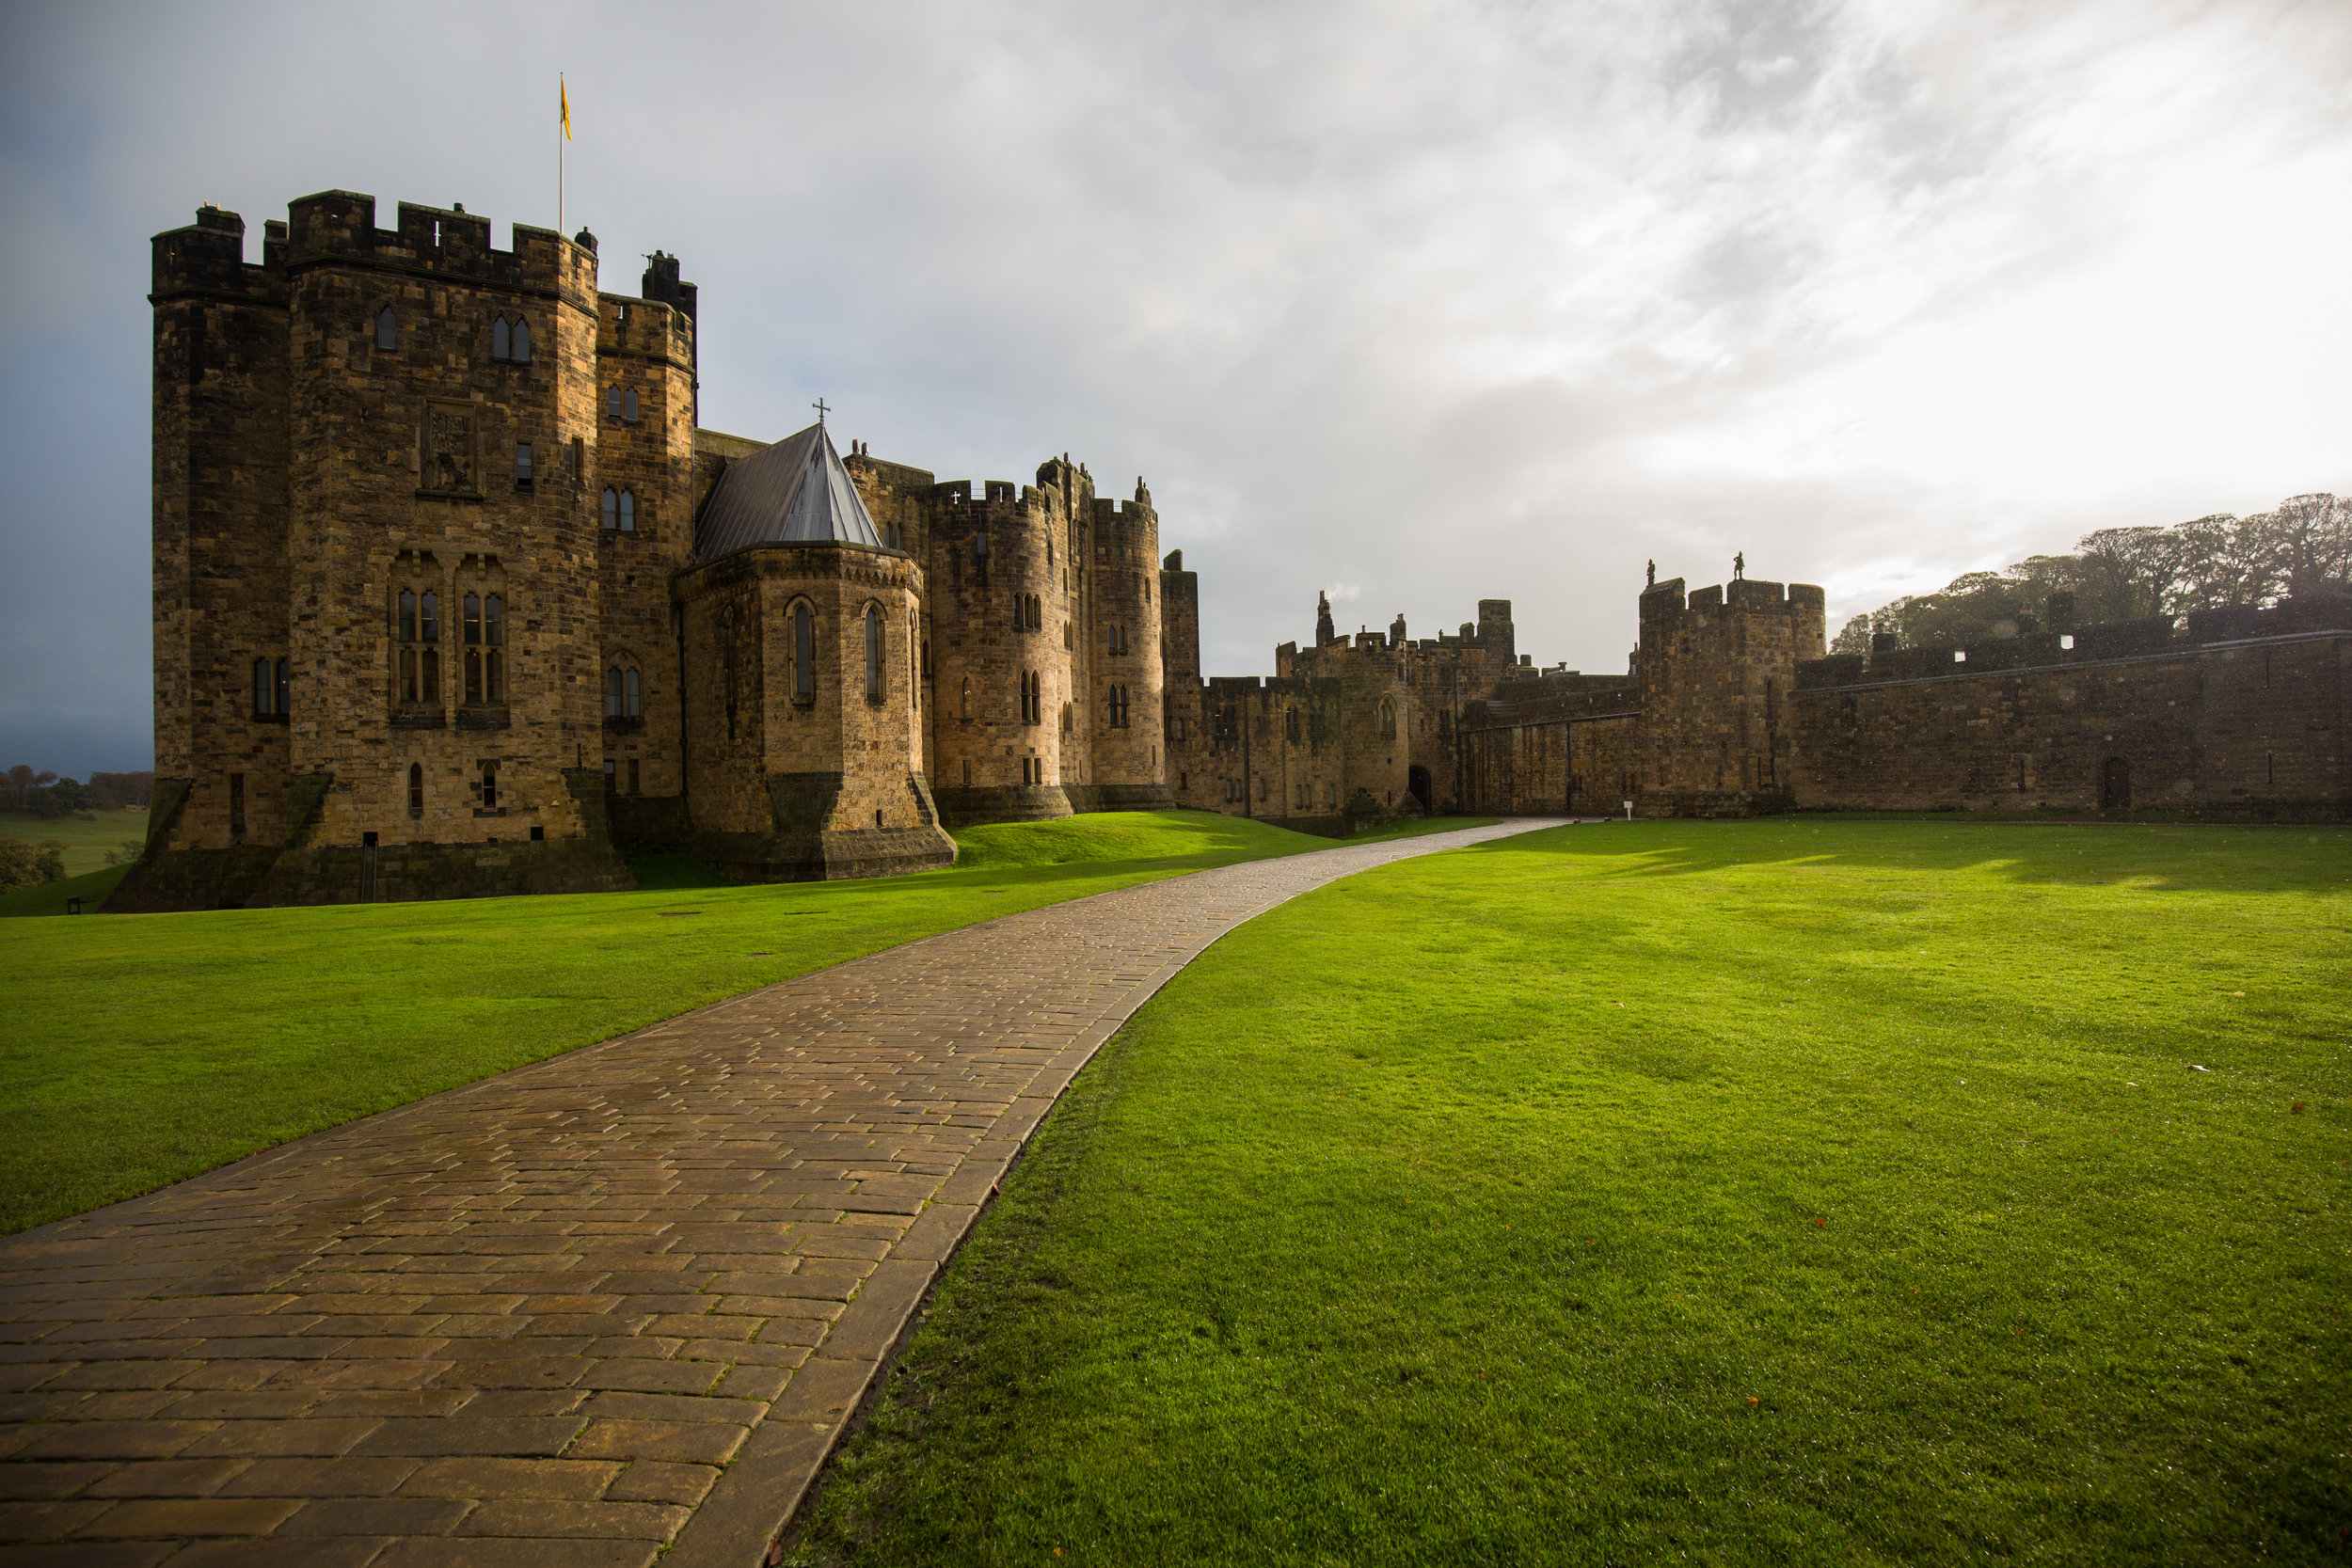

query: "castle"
xmin=116 ymin=193 xmax=1182 ymax=912
xmin=115 ymin=190 xmax=2347 ymax=912
xmin=1179 ymin=573 xmax=2347 ymax=828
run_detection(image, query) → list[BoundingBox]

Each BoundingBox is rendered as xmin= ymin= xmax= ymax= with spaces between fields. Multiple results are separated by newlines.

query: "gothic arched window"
xmin=606 ymin=664 xmax=641 ymax=719
xmin=376 ymin=308 xmax=396 ymax=351
xmin=618 ymin=491 xmax=634 ymax=533
xmin=419 ymin=593 xmax=439 ymax=702
xmin=397 ymin=591 xmax=418 ymax=703
xmin=623 ymin=388 xmax=639 ymax=423
xmin=492 ymin=318 xmax=510 ymax=360
xmin=511 ymin=317 xmax=530 ymax=361
xmin=1378 ymin=698 xmax=1396 ymax=738
xmin=408 ymin=763 xmax=424 ymax=816
xmin=865 ymin=606 xmax=884 ymax=702
xmin=485 ymin=595 xmax=504 ymax=703
xmin=602 ymin=487 xmax=618 ymax=531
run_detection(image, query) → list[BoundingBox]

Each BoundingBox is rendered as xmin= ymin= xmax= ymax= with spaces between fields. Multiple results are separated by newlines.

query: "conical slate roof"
xmin=693 ymin=421 xmax=882 ymax=563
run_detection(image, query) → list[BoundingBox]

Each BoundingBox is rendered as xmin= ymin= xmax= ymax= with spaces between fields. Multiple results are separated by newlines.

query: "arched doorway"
xmin=1407 ymin=765 xmax=1432 ymax=815
xmin=2101 ymin=756 xmax=2131 ymax=811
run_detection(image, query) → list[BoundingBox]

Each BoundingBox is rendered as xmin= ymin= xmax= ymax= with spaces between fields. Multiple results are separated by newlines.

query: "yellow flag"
xmin=561 ymin=77 xmax=572 ymax=140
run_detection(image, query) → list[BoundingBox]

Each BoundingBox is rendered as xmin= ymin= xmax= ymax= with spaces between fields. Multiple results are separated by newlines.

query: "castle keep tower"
xmin=119 ymin=195 xmax=636 ymax=910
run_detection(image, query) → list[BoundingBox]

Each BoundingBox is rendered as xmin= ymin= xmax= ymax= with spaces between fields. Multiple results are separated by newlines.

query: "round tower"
xmin=1074 ymin=477 xmax=1173 ymax=811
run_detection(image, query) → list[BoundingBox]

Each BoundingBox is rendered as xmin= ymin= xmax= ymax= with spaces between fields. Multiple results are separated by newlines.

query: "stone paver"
xmin=0 ymin=819 xmax=1571 ymax=1564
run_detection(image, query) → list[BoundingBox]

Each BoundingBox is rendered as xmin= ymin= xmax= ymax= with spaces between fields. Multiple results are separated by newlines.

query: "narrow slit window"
xmin=794 ymin=602 xmax=816 ymax=701
xmin=408 ymin=762 xmax=424 ymax=816
xmin=602 ymin=487 xmax=619 ymax=531
xmin=623 ymin=388 xmax=639 ymax=423
xmin=375 ymin=308 xmax=396 ymax=351
xmin=619 ymin=490 xmax=635 ymax=532
xmin=480 ymin=763 xmax=498 ymax=811
xmin=865 ymin=606 xmax=883 ymax=701
xmin=625 ymin=668 xmax=641 ymax=718
xmin=255 ymin=657 xmax=274 ymax=716
xmin=274 ymin=659 xmax=289 ymax=716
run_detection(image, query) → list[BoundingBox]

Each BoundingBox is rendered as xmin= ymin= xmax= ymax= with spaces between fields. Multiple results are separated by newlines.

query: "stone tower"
xmin=119 ymin=195 xmax=634 ymax=910
xmin=1635 ymin=574 xmax=1826 ymax=811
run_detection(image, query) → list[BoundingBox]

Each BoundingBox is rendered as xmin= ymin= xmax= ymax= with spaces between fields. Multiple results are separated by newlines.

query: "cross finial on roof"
xmin=812 ymin=396 xmax=830 ymax=425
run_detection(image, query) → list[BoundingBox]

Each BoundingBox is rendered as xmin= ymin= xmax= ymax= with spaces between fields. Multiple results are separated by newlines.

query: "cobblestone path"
xmin=0 ymin=818 xmax=1571 ymax=1567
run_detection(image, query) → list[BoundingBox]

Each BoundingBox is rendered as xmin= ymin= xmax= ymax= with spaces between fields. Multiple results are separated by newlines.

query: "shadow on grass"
xmin=1469 ymin=816 xmax=2352 ymax=895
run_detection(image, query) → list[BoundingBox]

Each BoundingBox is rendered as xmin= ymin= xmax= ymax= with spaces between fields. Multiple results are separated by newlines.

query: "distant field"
xmin=0 ymin=810 xmax=148 ymax=877
xmin=0 ymin=810 xmax=1492 ymax=1232
xmin=789 ymin=820 xmax=2352 ymax=1567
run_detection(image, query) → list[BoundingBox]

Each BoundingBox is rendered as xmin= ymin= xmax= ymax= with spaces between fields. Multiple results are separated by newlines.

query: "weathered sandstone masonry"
xmin=1787 ymin=591 xmax=2350 ymax=815
xmin=119 ymin=191 xmax=1178 ymax=910
xmin=1445 ymin=575 xmax=2349 ymax=821
xmin=119 ymin=188 xmax=2347 ymax=913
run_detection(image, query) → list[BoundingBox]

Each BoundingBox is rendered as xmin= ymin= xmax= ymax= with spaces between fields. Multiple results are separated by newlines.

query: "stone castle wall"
xmin=1788 ymin=596 xmax=2351 ymax=815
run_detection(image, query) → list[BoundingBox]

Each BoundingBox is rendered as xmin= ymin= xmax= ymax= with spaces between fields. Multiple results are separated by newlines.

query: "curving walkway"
xmin=0 ymin=817 xmax=1574 ymax=1567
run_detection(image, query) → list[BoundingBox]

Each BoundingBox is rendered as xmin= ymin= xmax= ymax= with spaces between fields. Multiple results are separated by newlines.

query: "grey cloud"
xmin=1 ymin=0 xmax=2347 ymax=773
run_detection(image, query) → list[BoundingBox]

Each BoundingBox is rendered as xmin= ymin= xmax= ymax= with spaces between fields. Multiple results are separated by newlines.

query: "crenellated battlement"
xmin=1796 ymin=584 xmax=2352 ymax=691
xmin=596 ymin=290 xmax=695 ymax=364
xmin=273 ymin=191 xmax=597 ymax=307
xmin=151 ymin=206 xmax=287 ymax=304
xmin=1642 ymin=576 xmax=1826 ymax=627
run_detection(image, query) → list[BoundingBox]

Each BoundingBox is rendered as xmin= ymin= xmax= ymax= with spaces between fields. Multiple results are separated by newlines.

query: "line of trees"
xmin=2 ymin=767 xmax=154 ymax=819
xmin=1834 ymin=492 xmax=2350 ymax=655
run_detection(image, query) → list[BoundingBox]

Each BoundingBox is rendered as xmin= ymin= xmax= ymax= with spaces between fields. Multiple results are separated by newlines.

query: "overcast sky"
xmin=3 ymin=0 xmax=2346 ymax=776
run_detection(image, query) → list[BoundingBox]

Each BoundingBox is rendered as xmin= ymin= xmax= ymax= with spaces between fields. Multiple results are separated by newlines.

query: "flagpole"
xmin=559 ymin=73 xmax=565 ymax=237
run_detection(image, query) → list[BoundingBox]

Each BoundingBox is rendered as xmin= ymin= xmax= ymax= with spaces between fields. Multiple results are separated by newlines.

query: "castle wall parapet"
xmin=277 ymin=191 xmax=597 ymax=312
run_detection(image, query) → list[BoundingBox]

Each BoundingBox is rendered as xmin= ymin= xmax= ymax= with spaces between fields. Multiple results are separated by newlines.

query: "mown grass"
xmin=789 ymin=820 xmax=2352 ymax=1567
xmin=0 ymin=810 xmax=149 ymax=877
xmin=0 ymin=811 xmax=1486 ymax=1233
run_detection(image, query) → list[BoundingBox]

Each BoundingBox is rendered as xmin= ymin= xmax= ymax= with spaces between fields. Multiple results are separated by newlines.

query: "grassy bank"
xmin=0 ymin=810 xmax=148 ymax=877
xmin=0 ymin=811 xmax=1489 ymax=1233
xmin=790 ymin=820 xmax=2352 ymax=1566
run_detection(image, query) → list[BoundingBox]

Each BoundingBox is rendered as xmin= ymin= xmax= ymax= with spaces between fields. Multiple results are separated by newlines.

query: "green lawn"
xmin=789 ymin=821 xmax=2352 ymax=1567
xmin=0 ymin=810 xmax=148 ymax=877
xmin=0 ymin=810 xmax=1489 ymax=1234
